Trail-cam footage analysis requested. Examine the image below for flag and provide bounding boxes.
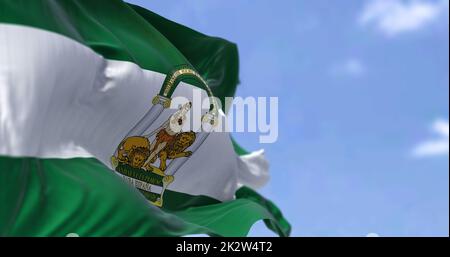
[0,0,290,237]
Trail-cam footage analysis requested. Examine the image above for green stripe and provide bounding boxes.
[141,190,221,212]
[0,156,194,236]
[0,156,289,236]
[236,187,291,237]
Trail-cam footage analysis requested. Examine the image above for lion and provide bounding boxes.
[149,131,196,171]
[116,136,150,165]
[127,146,150,169]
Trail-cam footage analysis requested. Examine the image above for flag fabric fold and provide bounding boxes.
[0,0,290,237]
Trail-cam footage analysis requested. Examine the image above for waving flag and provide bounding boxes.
[0,0,290,236]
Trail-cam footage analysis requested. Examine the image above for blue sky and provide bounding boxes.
[128,0,449,236]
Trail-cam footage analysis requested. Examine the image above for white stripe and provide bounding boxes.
[237,149,270,189]
[0,24,269,201]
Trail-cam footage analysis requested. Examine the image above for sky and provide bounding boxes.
[127,0,449,236]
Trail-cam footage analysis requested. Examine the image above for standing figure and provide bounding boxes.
[145,102,192,167]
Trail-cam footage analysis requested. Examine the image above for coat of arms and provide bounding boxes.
[111,67,218,207]
[111,101,196,207]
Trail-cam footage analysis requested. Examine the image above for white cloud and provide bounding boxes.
[359,0,449,36]
[366,232,380,237]
[331,58,366,77]
[412,119,449,158]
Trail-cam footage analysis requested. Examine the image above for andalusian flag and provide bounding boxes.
[0,0,290,236]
